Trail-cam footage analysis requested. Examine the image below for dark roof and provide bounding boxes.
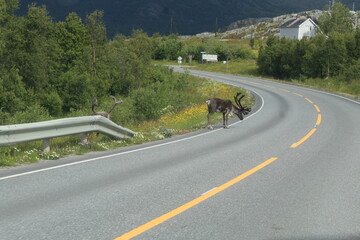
[280,18,308,28]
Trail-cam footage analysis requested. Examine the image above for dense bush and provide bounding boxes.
[153,35,255,62]
[0,2,203,125]
[257,3,359,84]
[257,31,360,81]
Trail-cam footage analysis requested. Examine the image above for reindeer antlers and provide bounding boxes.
[234,92,245,108]
[110,95,123,104]
[92,95,123,119]
[234,92,251,115]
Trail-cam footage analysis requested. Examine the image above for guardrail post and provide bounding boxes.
[79,133,88,145]
[42,138,51,153]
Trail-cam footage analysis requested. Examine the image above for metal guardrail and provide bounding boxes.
[0,116,136,152]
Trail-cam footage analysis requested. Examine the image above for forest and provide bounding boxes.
[0,0,255,126]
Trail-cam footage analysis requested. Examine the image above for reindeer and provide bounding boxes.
[206,92,251,129]
[92,95,123,119]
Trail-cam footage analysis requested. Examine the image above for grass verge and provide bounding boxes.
[189,60,360,99]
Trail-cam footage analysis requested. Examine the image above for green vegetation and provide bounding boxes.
[319,2,355,34]
[0,77,252,166]
[1,1,359,166]
[189,60,259,76]
[152,34,256,62]
[218,2,360,99]
[0,2,255,166]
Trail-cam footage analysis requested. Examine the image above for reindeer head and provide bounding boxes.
[92,98,98,107]
[92,95,123,119]
[233,92,251,120]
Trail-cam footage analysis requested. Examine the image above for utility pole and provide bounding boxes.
[226,57,229,72]
[356,3,359,29]
[215,17,218,36]
[170,16,173,34]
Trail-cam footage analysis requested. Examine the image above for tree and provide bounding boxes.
[127,30,153,89]
[106,34,137,96]
[0,68,27,114]
[319,2,354,34]
[86,10,106,77]
[325,32,347,77]
[0,0,18,24]
[0,4,64,115]
[257,37,296,79]
[55,12,89,71]
[249,38,255,49]
[353,30,360,60]
[18,4,60,91]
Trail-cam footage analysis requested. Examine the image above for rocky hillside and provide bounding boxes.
[17,0,360,37]
[193,9,359,39]
[218,10,324,39]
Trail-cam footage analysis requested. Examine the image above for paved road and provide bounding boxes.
[1,68,359,240]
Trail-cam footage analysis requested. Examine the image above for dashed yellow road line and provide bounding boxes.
[316,114,322,126]
[314,104,321,113]
[114,74,320,239]
[304,97,313,104]
[293,92,304,97]
[278,88,291,93]
[287,90,322,148]
[263,84,276,89]
[291,128,317,148]
[114,157,279,240]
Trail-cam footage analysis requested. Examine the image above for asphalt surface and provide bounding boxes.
[1,68,359,240]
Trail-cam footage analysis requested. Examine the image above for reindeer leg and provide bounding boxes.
[223,113,226,128]
[224,113,229,128]
[207,113,214,129]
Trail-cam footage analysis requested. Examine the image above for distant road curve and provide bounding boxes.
[0,68,359,240]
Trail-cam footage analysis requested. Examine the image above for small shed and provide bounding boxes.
[280,17,319,40]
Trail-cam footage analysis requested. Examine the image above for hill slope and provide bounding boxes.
[17,0,360,37]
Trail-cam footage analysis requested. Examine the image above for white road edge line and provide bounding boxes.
[0,90,264,182]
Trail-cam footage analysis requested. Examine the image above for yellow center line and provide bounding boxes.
[304,97,313,104]
[252,82,262,85]
[278,88,291,93]
[291,128,317,148]
[114,157,279,240]
[314,104,321,113]
[316,114,322,126]
[263,85,276,89]
[289,92,321,148]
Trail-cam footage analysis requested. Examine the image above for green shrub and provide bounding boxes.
[132,85,164,120]
[41,91,63,116]
[342,59,360,82]
[8,104,51,124]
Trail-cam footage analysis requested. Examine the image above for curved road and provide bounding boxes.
[1,68,359,240]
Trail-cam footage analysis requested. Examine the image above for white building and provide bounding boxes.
[280,17,319,40]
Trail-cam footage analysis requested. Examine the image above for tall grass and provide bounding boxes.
[192,60,259,76]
